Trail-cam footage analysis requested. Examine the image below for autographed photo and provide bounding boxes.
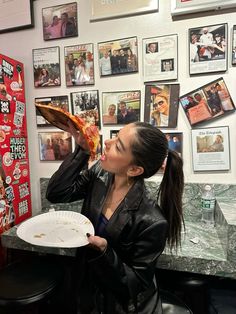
[189,23,227,75]
[144,83,180,128]
[33,46,61,88]
[191,126,230,171]
[102,90,140,125]
[35,95,69,127]
[143,34,178,82]
[98,36,138,76]
[64,43,94,86]
[42,2,78,40]
[70,90,100,128]
[179,77,235,127]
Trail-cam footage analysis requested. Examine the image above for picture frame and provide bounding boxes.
[171,0,236,16]
[90,0,158,22]
[42,2,78,41]
[189,23,228,75]
[110,130,120,139]
[179,77,235,127]
[143,34,178,82]
[163,132,183,158]
[98,36,138,77]
[232,25,236,65]
[33,46,61,88]
[191,126,230,171]
[64,43,94,86]
[144,83,180,128]
[102,90,141,125]
[70,90,100,128]
[35,96,69,127]
[0,0,34,34]
[38,131,72,161]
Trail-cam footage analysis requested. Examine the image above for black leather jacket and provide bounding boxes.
[46,146,168,314]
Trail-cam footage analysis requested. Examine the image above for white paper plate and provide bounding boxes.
[17,211,94,248]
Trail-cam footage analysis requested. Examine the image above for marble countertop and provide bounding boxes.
[1,215,235,279]
[1,181,236,279]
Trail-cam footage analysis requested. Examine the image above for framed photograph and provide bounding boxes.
[171,0,236,16]
[90,0,158,22]
[35,96,69,127]
[70,90,100,128]
[164,132,183,157]
[191,126,230,171]
[143,34,178,82]
[110,130,120,139]
[64,43,94,86]
[232,25,236,65]
[102,90,141,125]
[33,46,61,88]
[144,83,180,128]
[189,23,228,75]
[98,36,138,77]
[179,77,235,127]
[42,2,78,40]
[38,131,72,161]
[0,0,34,34]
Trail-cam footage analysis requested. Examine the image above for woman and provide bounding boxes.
[37,68,51,87]
[150,92,170,127]
[102,104,117,124]
[127,49,137,72]
[46,121,184,314]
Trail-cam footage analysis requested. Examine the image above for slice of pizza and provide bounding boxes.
[35,103,100,160]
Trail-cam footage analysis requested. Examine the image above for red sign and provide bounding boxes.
[0,53,32,234]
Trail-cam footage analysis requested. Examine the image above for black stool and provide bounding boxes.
[161,289,193,314]
[178,277,209,314]
[0,257,64,314]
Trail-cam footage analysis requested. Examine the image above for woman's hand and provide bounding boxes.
[67,120,90,151]
[86,234,107,252]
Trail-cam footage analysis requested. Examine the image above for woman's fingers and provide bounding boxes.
[86,234,107,252]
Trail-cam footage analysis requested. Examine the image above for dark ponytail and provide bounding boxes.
[158,150,185,251]
[131,122,184,250]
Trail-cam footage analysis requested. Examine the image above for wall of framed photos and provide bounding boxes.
[0,0,236,212]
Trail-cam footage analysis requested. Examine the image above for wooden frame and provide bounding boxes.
[0,0,34,34]
[98,36,138,77]
[143,34,178,82]
[179,77,235,127]
[191,126,230,171]
[144,83,180,128]
[102,90,141,125]
[33,46,61,88]
[91,0,158,22]
[189,23,228,75]
[42,2,78,40]
[35,95,69,127]
[171,0,236,16]
[38,131,72,161]
[70,90,100,129]
[64,43,94,86]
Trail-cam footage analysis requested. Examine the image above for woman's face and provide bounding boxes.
[101,124,135,174]
[108,105,116,116]
[154,96,169,115]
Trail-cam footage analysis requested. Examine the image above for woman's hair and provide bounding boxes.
[131,122,184,250]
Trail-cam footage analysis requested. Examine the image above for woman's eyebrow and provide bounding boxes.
[117,137,126,151]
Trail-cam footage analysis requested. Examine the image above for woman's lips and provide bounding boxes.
[100,153,106,161]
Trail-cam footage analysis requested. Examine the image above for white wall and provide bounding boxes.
[0,0,235,213]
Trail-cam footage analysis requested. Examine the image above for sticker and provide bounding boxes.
[3,152,13,166]
[5,176,11,185]
[13,163,21,180]
[0,130,5,142]
[10,81,21,91]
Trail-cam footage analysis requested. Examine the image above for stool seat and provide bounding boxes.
[0,258,63,308]
[161,290,193,314]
